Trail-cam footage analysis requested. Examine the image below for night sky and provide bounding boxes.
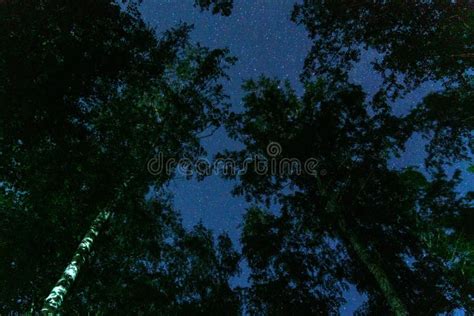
[139,1,473,313]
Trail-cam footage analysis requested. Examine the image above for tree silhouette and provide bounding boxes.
[1,0,473,314]
[292,0,474,97]
[218,4,474,312]
[221,76,473,314]
[0,0,238,313]
[195,0,233,16]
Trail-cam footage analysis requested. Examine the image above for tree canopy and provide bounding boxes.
[217,1,473,314]
[0,0,238,313]
[222,77,473,314]
[0,0,472,314]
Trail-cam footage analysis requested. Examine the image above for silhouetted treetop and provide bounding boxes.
[292,0,474,97]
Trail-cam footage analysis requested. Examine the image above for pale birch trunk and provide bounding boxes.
[41,210,111,314]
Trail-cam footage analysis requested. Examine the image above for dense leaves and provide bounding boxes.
[215,5,473,313]
[222,76,473,314]
[0,0,237,313]
[409,82,474,167]
[194,0,233,16]
[292,0,474,96]
[1,0,473,314]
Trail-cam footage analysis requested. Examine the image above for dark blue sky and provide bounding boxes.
[141,0,310,241]
[139,1,473,313]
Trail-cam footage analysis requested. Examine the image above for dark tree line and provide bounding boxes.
[0,0,472,315]
[223,77,473,314]
[217,1,473,314]
[0,0,239,313]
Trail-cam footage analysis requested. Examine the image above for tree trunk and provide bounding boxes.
[41,210,111,314]
[338,218,408,316]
